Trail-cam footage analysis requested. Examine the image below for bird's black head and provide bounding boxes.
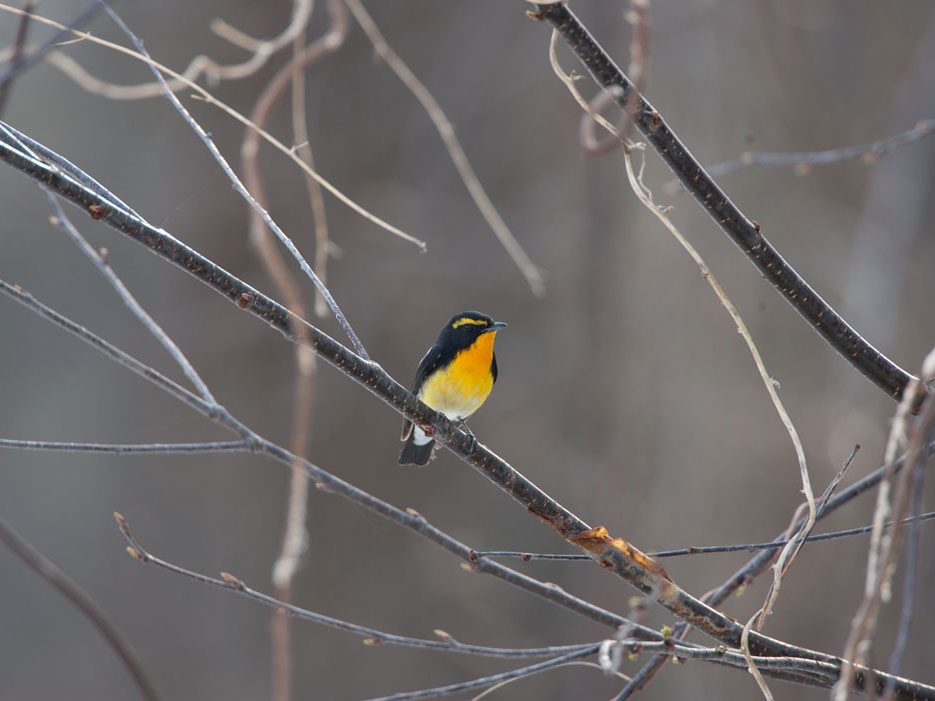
[437,311,507,348]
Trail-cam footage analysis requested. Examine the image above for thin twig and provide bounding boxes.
[0,439,252,454]
[239,0,344,352]
[0,0,35,114]
[240,0,346,327]
[211,0,312,54]
[742,608,773,700]
[558,39,816,636]
[264,7,338,700]
[704,119,935,179]
[0,2,101,89]
[363,647,601,701]
[344,0,545,297]
[578,84,627,153]
[614,441,914,699]
[532,2,917,402]
[883,460,926,699]
[114,512,598,660]
[38,0,313,99]
[473,511,935,561]
[0,514,160,701]
[473,660,629,700]
[624,140,816,632]
[100,3,369,360]
[0,4,426,251]
[579,0,649,155]
[372,635,849,701]
[836,354,935,701]
[0,279,224,421]
[620,138,799,698]
[45,193,216,404]
[555,36,815,639]
[564,28,820,652]
[289,17,332,319]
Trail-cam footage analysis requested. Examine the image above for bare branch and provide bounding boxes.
[101,3,369,360]
[0,3,426,253]
[836,356,935,700]
[884,461,926,699]
[0,0,35,115]
[344,0,545,297]
[247,7,345,698]
[0,2,104,100]
[705,119,935,179]
[0,514,160,701]
[532,1,919,403]
[45,193,216,404]
[0,439,252,454]
[364,647,601,701]
[113,513,599,660]
[0,278,224,423]
[616,440,928,698]
[36,0,313,99]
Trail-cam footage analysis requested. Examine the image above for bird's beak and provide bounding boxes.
[483,321,508,333]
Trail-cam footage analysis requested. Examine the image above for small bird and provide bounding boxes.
[399,311,507,465]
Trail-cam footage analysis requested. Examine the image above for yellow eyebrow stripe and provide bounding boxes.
[451,317,488,329]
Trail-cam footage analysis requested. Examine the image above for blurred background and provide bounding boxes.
[1,0,933,699]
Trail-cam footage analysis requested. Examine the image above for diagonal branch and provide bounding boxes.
[530,2,918,403]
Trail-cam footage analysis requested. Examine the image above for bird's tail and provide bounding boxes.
[399,424,435,466]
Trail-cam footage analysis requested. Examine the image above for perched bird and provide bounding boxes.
[399,311,507,465]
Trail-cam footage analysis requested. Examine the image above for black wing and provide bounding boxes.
[491,352,498,384]
[401,343,444,440]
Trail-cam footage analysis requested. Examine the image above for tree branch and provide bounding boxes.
[530,2,918,403]
[0,514,160,701]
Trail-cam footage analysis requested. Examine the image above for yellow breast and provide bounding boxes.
[418,332,497,420]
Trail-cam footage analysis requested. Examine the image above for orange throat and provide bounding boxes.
[417,331,498,420]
